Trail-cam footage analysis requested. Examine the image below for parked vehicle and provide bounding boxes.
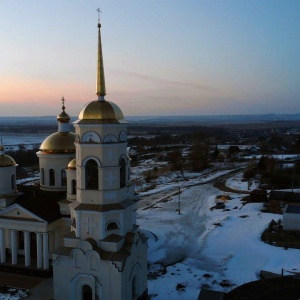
[215,202,225,209]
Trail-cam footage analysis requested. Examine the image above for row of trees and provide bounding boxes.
[244,155,300,188]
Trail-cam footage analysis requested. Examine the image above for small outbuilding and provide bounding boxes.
[250,189,267,203]
[283,204,300,231]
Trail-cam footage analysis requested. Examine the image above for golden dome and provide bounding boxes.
[78,100,127,124]
[0,145,4,151]
[40,132,76,153]
[57,111,70,123]
[0,155,16,167]
[57,96,70,123]
[68,158,76,170]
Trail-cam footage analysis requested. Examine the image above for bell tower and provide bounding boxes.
[53,13,148,300]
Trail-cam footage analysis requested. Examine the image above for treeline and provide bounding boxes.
[6,145,39,167]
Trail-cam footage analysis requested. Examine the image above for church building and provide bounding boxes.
[0,16,148,300]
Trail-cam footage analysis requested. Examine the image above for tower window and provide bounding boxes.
[120,158,126,188]
[49,169,55,186]
[11,175,15,189]
[61,169,67,186]
[106,221,119,231]
[72,180,76,195]
[85,159,98,189]
[40,168,44,185]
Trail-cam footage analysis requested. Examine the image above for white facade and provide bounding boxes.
[37,152,75,191]
[0,17,148,300]
[53,117,148,300]
[0,202,71,269]
[52,20,148,300]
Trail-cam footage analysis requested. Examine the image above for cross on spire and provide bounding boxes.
[61,96,65,111]
[96,8,101,23]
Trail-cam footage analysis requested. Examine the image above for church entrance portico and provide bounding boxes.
[0,228,51,270]
[0,203,59,271]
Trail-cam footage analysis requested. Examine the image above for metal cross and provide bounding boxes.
[96,8,101,22]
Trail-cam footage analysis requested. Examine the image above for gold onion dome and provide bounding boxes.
[78,100,126,123]
[57,111,70,123]
[40,97,75,153]
[0,155,16,167]
[57,96,70,123]
[40,132,76,153]
[68,158,76,170]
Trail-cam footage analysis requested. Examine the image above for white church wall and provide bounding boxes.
[0,165,17,196]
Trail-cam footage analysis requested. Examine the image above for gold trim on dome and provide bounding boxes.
[40,132,76,151]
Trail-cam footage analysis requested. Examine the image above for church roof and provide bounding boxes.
[14,186,65,222]
[0,154,16,167]
[77,100,127,124]
[40,132,76,153]
[74,198,136,212]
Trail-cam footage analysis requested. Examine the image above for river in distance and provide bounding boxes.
[0,132,49,148]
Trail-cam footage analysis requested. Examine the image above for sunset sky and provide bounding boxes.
[0,0,299,117]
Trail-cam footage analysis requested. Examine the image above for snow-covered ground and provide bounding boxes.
[138,177,300,299]
[0,288,29,299]
[225,172,259,191]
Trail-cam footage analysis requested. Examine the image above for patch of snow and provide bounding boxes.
[138,178,300,299]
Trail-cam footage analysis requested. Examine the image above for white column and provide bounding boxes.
[36,232,42,269]
[10,230,17,265]
[0,229,6,263]
[42,233,49,269]
[24,231,31,267]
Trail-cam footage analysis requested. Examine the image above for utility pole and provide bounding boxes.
[178,186,181,214]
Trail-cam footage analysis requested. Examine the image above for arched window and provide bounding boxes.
[82,285,93,300]
[85,159,98,189]
[72,180,76,195]
[11,175,15,189]
[49,169,55,186]
[106,222,119,231]
[40,168,44,185]
[120,158,126,188]
[61,169,67,186]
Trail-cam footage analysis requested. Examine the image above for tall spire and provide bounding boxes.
[96,8,106,102]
